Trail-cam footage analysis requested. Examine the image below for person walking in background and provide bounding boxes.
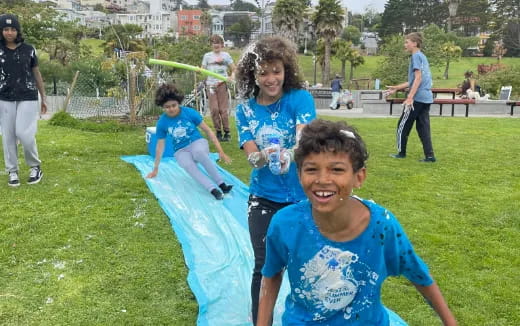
[147,84,233,200]
[385,32,436,163]
[201,34,236,142]
[234,36,316,325]
[0,14,47,187]
[257,119,457,326]
[329,73,342,110]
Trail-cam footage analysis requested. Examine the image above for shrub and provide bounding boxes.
[49,111,139,132]
[478,65,520,99]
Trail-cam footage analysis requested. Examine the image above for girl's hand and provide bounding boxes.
[146,169,158,178]
[41,101,48,114]
[219,152,232,164]
[403,97,414,106]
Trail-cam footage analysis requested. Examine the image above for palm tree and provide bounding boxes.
[272,0,307,44]
[346,49,364,85]
[312,0,343,84]
[333,39,352,80]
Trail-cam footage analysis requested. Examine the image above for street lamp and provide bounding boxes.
[312,55,317,86]
[447,0,460,32]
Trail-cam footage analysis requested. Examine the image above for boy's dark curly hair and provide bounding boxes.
[235,36,302,99]
[155,84,184,107]
[295,119,369,172]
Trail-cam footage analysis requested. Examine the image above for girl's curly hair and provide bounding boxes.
[235,36,302,99]
[155,83,184,106]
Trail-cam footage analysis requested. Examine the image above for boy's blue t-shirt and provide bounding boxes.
[408,51,433,104]
[262,197,433,325]
[235,89,316,203]
[156,107,203,153]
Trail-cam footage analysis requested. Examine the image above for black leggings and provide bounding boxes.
[248,195,292,325]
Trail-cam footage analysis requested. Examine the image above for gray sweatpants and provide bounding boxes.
[0,100,41,173]
[174,138,223,192]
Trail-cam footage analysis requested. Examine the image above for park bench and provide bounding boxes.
[386,98,475,117]
[507,101,520,116]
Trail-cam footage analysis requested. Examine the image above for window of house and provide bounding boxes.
[181,15,187,20]
[193,15,200,20]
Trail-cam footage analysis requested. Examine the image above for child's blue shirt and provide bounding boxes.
[262,197,433,325]
[408,51,433,104]
[156,107,203,153]
[235,89,316,203]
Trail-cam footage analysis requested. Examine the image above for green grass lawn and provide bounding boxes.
[229,48,520,90]
[0,116,518,325]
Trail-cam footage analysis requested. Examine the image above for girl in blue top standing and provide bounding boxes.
[234,36,316,324]
[258,119,457,326]
[147,84,232,200]
[386,32,436,162]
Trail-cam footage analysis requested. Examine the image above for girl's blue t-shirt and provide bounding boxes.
[408,51,433,104]
[235,89,316,203]
[262,197,433,325]
[156,107,203,153]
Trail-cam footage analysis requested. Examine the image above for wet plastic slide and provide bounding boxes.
[122,155,289,325]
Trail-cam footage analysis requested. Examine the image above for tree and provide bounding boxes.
[197,0,211,9]
[379,0,446,38]
[93,4,108,13]
[341,26,361,45]
[346,49,364,83]
[155,36,210,67]
[272,0,306,44]
[102,24,145,54]
[42,37,75,94]
[503,19,520,57]
[0,0,76,48]
[453,0,490,36]
[332,39,350,80]
[200,10,213,37]
[313,0,343,84]
[362,6,382,32]
[227,16,257,47]
[440,41,462,79]
[374,34,408,86]
[232,0,260,13]
[489,0,520,56]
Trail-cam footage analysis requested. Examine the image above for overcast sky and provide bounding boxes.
[205,0,388,14]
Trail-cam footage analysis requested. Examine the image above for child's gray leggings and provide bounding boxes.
[174,138,223,192]
[0,100,41,173]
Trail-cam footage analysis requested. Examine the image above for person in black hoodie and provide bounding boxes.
[0,14,46,186]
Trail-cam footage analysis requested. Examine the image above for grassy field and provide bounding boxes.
[0,115,518,325]
[229,48,520,90]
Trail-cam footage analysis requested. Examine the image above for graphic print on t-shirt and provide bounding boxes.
[168,125,188,143]
[295,245,379,321]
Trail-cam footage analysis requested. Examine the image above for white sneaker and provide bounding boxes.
[28,166,43,185]
[8,171,20,187]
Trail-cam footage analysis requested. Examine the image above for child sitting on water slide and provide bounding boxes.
[147,84,233,200]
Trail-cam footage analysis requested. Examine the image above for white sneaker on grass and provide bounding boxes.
[28,166,43,185]
[8,171,20,187]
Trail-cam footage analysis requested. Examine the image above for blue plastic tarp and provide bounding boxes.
[122,155,289,325]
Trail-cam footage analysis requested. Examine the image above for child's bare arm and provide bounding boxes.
[147,139,165,178]
[257,272,283,326]
[414,282,457,326]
